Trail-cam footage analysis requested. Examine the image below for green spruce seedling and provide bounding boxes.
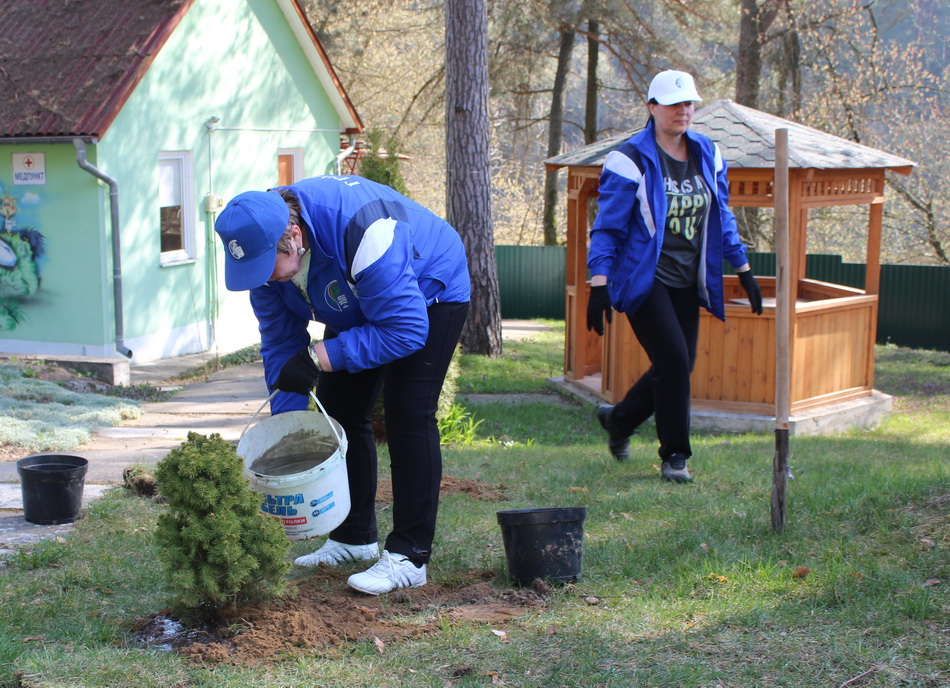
[357,126,409,196]
[155,432,291,618]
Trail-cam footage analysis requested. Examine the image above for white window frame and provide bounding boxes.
[158,151,196,265]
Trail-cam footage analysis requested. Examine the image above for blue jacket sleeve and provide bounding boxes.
[588,150,641,278]
[323,219,429,372]
[249,285,311,415]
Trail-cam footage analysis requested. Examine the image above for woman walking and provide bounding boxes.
[586,70,763,482]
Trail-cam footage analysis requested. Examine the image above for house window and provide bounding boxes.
[159,151,195,264]
[277,148,304,186]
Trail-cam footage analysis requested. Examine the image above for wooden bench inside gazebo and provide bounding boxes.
[545,100,915,433]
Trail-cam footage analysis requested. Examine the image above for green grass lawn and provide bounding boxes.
[1,324,947,688]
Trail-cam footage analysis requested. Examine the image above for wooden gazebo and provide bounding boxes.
[546,100,915,426]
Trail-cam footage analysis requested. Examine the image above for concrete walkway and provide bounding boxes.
[0,320,554,550]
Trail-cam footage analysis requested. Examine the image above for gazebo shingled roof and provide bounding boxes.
[546,99,915,174]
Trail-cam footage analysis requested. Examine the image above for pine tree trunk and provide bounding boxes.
[584,19,599,146]
[735,0,762,108]
[445,0,502,356]
[736,0,784,108]
[584,19,600,231]
[542,27,575,247]
[735,0,784,248]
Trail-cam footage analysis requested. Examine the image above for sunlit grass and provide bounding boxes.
[2,326,947,688]
[457,319,564,394]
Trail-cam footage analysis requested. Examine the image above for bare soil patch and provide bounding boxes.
[127,474,517,664]
[377,475,506,504]
[134,568,548,665]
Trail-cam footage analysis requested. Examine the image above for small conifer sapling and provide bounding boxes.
[155,432,291,616]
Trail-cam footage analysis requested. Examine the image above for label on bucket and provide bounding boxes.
[259,491,338,521]
[260,492,305,516]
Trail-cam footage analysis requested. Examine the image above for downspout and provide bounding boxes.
[205,117,221,352]
[73,139,133,359]
[334,133,357,174]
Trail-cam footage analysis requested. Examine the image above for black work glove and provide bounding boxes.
[738,270,763,315]
[273,346,320,395]
[586,285,613,336]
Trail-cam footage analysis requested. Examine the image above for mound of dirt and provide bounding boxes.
[134,568,548,665]
[376,475,507,504]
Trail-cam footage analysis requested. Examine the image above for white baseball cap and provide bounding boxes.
[648,70,702,105]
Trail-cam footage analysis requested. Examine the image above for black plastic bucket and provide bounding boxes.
[16,454,89,525]
[496,506,587,586]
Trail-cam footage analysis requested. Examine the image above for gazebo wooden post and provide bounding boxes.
[564,169,583,383]
[564,171,599,384]
[788,170,808,303]
[865,199,884,296]
[863,196,884,391]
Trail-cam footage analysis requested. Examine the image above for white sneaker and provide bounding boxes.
[347,550,427,595]
[293,539,379,567]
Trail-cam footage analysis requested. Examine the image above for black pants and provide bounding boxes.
[612,280,699,461]
[316,301,469,565]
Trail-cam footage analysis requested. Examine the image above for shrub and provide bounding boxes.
[357,127,409,196]
[155,432,291,616]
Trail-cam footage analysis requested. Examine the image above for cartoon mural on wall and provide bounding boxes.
[0,185,46,331]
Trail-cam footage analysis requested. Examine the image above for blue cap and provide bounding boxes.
[214,191,290,291]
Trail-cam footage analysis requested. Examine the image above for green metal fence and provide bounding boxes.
[495,245,950,352]
[495,245,566,321]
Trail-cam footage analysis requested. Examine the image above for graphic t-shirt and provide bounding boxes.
[655,147,711,288]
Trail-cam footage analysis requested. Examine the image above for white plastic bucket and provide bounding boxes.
[238,391,350,540]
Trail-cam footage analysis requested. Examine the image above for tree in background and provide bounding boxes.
[357,127,410,196]
[541,23,577,246]
[735,0,785,109]
[305,1,446,214]
[733,0,786,250]
[446,0,502,356]
[757,0,948,265]
[584,17,600,146]
[306,0,947,265]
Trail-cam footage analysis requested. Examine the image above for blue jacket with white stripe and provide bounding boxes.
[250,175,470,414]
[587,120,748,320]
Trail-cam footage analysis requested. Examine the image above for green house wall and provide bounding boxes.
[0,145,113,353]
[0,0,347,361]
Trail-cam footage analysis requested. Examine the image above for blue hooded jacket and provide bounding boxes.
[587,120,748,320]
[249,176,470,414]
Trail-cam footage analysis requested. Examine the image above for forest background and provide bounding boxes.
[305,0,948,267]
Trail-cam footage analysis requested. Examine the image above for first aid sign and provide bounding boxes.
[13,153,46,185]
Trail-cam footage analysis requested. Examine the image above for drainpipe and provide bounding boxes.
[334,133,357,174]
[73,139,133,359]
